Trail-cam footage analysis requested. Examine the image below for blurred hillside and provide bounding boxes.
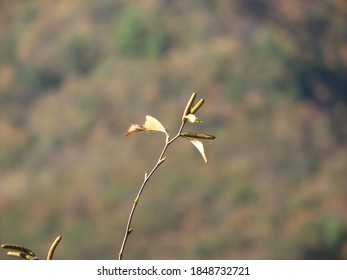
[0,0,346,259]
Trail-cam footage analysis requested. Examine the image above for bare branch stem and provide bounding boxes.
[118,121,185,260]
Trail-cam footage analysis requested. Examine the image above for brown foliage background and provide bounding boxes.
[0,0,346,259]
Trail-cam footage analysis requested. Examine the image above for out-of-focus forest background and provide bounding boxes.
[1,0,347,260]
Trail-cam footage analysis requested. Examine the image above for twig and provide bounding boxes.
[118,121,185,260]
[118,92,213,260]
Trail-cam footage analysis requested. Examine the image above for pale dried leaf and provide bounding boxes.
[143,115,167,134]
[125,124,145,136]
[189,139,208,163]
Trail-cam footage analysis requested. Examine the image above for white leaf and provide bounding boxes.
[143,115,167,135]
[184,114,202,123]
[189,139,208,163]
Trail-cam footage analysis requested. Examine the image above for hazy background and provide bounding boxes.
[1,0,346,259]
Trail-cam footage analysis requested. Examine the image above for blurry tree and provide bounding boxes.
[114,6,169,58]
[301,216,347,259]
[145,22,169,58]
[62,35,97,74]
[115,7,145,57]
[234,0,347,140]
[19,64,62,101]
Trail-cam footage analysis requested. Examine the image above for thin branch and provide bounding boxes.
[118,121,185,260]
[118,92,205,260]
